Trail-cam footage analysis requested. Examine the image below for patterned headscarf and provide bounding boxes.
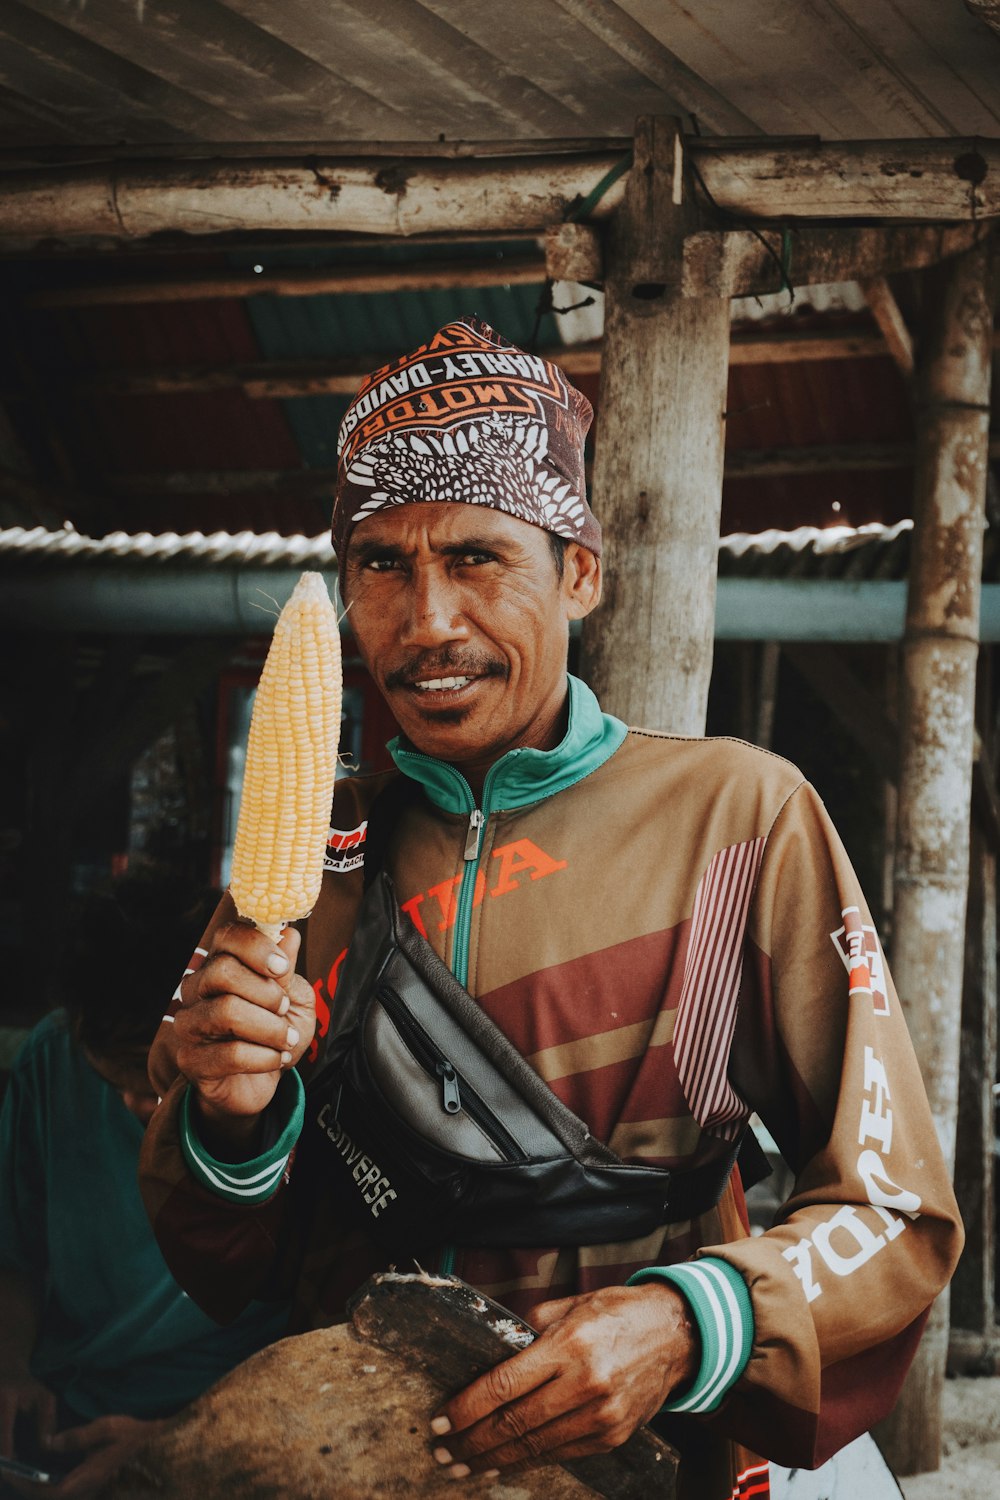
[332,318,601,559]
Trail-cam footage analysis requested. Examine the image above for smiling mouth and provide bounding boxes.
[411,676,474,693]
[386,653,507,699]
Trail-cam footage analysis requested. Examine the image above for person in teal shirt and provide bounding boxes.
[0,878,288,1498]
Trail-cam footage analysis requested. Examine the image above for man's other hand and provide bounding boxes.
[30,1415,169,1500]
[0,1369,56,1462]
[428,1282,697,1478]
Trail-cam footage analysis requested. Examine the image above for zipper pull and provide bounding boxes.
[436,1061,462,1114]
[464,808,485,861]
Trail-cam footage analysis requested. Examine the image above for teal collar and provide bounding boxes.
[388,675,627,816]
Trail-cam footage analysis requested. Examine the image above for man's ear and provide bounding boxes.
[562,543,602,619]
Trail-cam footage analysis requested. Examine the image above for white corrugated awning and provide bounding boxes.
[8,518,998,643]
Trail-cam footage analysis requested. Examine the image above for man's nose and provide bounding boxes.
[400,569,468,647]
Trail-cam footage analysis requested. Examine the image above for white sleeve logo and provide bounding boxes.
[782,1043,922,1304]
[830,905,889,1015]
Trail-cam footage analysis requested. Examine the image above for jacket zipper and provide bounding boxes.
[376,985,526,1160]
[452,756,513,985]
[387,754,513,1278]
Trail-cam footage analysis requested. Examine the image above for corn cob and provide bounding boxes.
[229,571,342,941]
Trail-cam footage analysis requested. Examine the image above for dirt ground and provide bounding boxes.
[898,1376,1000,1499]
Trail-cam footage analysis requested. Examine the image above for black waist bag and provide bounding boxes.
[305,867,742,1255]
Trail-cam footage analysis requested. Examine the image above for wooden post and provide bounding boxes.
[950,655,998,1348]
[754,643,781,750]
[579,117,730,733]
[952,811,998,1344]
[876,238,996,1475]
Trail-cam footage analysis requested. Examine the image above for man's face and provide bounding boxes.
[343,503,600,784]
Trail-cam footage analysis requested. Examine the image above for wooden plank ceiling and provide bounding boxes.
[0,0,997,151]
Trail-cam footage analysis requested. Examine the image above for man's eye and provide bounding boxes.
[366,557,402,572]
[458,551,496,566]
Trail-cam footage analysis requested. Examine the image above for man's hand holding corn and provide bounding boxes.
[156,573,339,1155]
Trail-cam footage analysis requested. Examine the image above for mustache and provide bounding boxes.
[385,650,508,691]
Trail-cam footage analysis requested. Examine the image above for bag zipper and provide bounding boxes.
[375,984,527,1161]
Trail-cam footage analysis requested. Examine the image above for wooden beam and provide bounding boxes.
[93,435,1000,502]
[860,277,915,379]
[951,652,998,1346]
[966,1,1000,41]
[754,642,780,750]
[728,328,890,364]
[971,722,1000,855]
[0,137,637,166]
[89,323,977,401]
[580,118,729,734]
[724,442,915,478]
[26,253,548,310]
[683,223,985,300]
[71,347,590,400]
[27,225,985,312]
[725,436,1000,477]
[0,152,628,245]
[72,324,948,404]
[2,138,1000,246]
[878,240,996,1477]
[693,136,1000,220]
[951,812,998,1340]
[544,222,603,286]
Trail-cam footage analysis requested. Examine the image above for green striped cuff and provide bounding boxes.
[626,1257,754,1413]
[179,1071,305,1205]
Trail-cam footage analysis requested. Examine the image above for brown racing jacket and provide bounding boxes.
[140,677,961,1495]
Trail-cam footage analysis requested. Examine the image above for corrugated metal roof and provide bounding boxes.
[1,1,999,149]
[0,523,336,565]
[16,521,1000,645]
[0,517,927,576]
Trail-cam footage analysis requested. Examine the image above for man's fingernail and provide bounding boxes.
[280,1051,292,1065]
[430,1416,452,1436]
[267,954,289,975]
[483,1471,500,1481]
[432,1447,453,1465]
[448,1464,471,1480]
[286,1027,300,1047]
[278,994,290,1016]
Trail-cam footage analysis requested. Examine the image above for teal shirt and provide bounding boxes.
[0,1013,289,1420]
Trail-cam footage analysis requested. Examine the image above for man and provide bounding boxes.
[141,319,962,1500]
[0,877,288,1499]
